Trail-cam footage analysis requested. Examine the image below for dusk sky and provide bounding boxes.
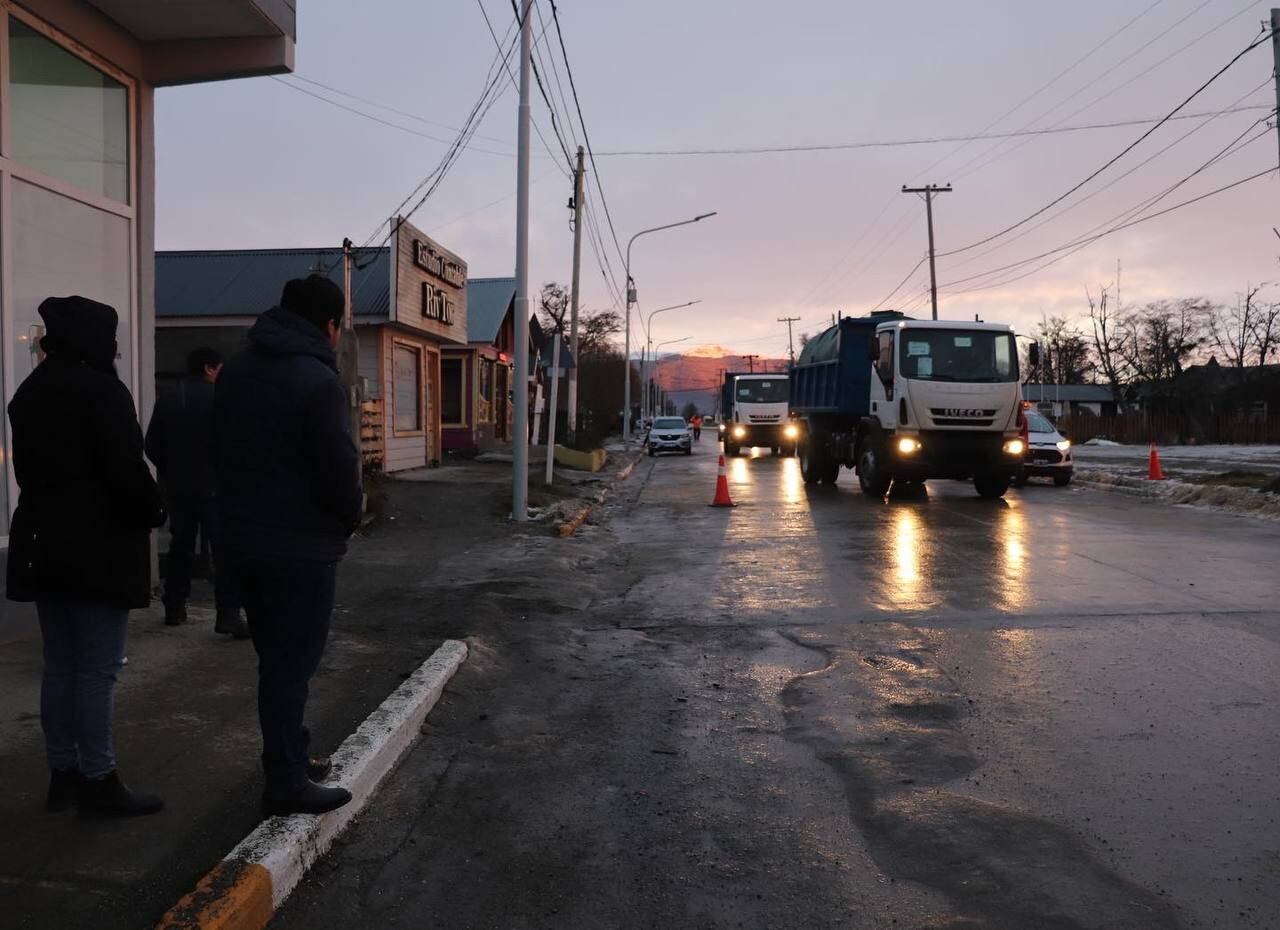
[154,0,1280,360]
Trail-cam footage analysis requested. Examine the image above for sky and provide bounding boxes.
[155,0,1280,361]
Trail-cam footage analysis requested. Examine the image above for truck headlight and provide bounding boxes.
[897,437,921,455]
[718,422,726,432]
[784,424,799,439]
[1056,439,1071,451]
[733,426,746,439]
[1003,439,1025,456]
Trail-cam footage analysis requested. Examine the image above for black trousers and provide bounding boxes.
[165,494,239,612]
[238,558,337,794]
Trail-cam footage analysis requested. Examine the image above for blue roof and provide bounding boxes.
[466,277,515,344]
[156,248,391,319]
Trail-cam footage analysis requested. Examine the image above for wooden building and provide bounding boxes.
[442,277,517,455]
[155,218,469,474]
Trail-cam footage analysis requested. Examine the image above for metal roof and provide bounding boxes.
[156,248,391,320]
[466,277,515,344]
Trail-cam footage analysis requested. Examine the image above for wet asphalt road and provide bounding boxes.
[276,437,1280,930]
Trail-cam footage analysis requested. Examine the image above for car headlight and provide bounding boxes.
[718,422,726,432]
[733,426,746,439]
[784,424,799,439]
[1003,439,1026,456]
[1056,439,1071,451]
[897,437,921,455]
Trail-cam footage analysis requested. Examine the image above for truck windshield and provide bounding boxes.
[735,379,788,402]
[898,330,1018,383]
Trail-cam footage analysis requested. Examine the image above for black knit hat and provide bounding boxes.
[38,295,119,372]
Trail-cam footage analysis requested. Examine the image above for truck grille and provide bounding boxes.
[930,408,997,427]
[748,415,780,423]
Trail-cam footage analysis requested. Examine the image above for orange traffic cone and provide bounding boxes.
[709,454,736,507]
[1147,442,1166,480]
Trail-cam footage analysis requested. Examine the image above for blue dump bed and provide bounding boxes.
[790,313,904,419]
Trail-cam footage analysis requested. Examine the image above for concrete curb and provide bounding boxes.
[558,502,594,537]
[157,639,468,930]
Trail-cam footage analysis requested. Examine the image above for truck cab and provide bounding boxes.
[721,372,799,456]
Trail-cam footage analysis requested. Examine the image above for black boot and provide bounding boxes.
[77,770,164,818]
[307,757,333,781]
[262,780,352,817]
[215,609,251,639]
[46,767,82,812]
[164,604,187,626]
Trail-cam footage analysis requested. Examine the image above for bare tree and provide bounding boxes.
[1207,283,1263,373]
[539,282,569,332]
[1035,314,1093,384]
[1118,298,1210,384]
[1250,300,1280,367]
[1086,285,1129,409]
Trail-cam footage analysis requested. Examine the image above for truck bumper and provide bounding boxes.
[888,430,1021,479]
[724,424,797,447]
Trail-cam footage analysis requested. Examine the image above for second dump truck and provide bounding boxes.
[718,371,799,456]
[789,312,1032,499]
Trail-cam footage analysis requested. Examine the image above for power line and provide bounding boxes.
[590,104,1270,157]
[940,134,1276,295]
[547,0,626,268]
[951,0,1259,184]
[937,25,1273,260]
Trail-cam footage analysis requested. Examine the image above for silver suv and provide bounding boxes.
[647,417,693,457]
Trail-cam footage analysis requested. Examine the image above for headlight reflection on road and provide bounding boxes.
[781,455,803,504]
[890,507,925,608]
[730,456,751,485]
[995,503,1029,612]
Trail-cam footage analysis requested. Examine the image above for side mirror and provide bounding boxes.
[1028,342,1041,368]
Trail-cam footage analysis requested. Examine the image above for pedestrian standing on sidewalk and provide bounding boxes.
[145,347,248,637]
[7,296,166,818]
[214,275,363,816]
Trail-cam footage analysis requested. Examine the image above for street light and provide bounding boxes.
[649,336,690,417]
[623,212,717,442]
[641,299,701,421]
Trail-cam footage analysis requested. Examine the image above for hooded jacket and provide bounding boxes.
[213,306,362,561]
[7,296,165,609]
[145,376,217,497]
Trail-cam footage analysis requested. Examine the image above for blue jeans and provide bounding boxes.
[37,601,129,778]
[238,559,337,794]
[165,494,239,612]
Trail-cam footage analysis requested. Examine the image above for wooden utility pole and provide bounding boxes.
[512,0,533,520]
[1272,10,1280,171]
[902,183,952,320]
[743,354,760,373]
[337,237,362,472]
[567,146,584,438]
[778,316,800,362]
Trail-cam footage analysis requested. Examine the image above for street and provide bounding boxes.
[273,436,1280,930]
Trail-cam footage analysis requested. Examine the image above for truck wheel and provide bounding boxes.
[1053,473,1072,487]
[858,444,891,498]
[823,458,840,484]
[799,438,820,484]
[725,443,739,457]
[974,474,1011,499]
[1011,474,1027,489]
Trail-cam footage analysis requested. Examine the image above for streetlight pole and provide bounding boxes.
[642,299,700,421]
[623,212,717,443]
[511,0,533,520]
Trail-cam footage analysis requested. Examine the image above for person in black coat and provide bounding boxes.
[214,275,362,816]
[7,295,166,818]
[145,347,246,636]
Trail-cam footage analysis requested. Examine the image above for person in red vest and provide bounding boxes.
[690,413,703,440]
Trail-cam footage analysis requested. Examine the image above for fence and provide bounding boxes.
[1060,413,1280,445]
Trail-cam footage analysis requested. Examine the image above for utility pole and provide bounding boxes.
[778,316,800,363]
[512,0,532,521]
[1272,10,1280,171]
[902,183,951,320]
[338,237,362,476]
[567,146,584,439]
[743,353,759,373]
[545,329,561,484]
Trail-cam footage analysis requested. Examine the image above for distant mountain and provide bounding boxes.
[648,347,789,416]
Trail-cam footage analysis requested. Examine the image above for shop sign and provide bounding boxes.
[414,239,465,288]
[422,282,457,325]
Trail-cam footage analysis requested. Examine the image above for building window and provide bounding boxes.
[9,18,129,202]
[441,357,464,426]
[393,343,422,433]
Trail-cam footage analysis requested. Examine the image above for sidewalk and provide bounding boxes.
[0,467,515,930]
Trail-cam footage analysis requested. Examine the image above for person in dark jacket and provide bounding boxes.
[214,275,362,816]
[146,347,247,636]
[7,295,166,818]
